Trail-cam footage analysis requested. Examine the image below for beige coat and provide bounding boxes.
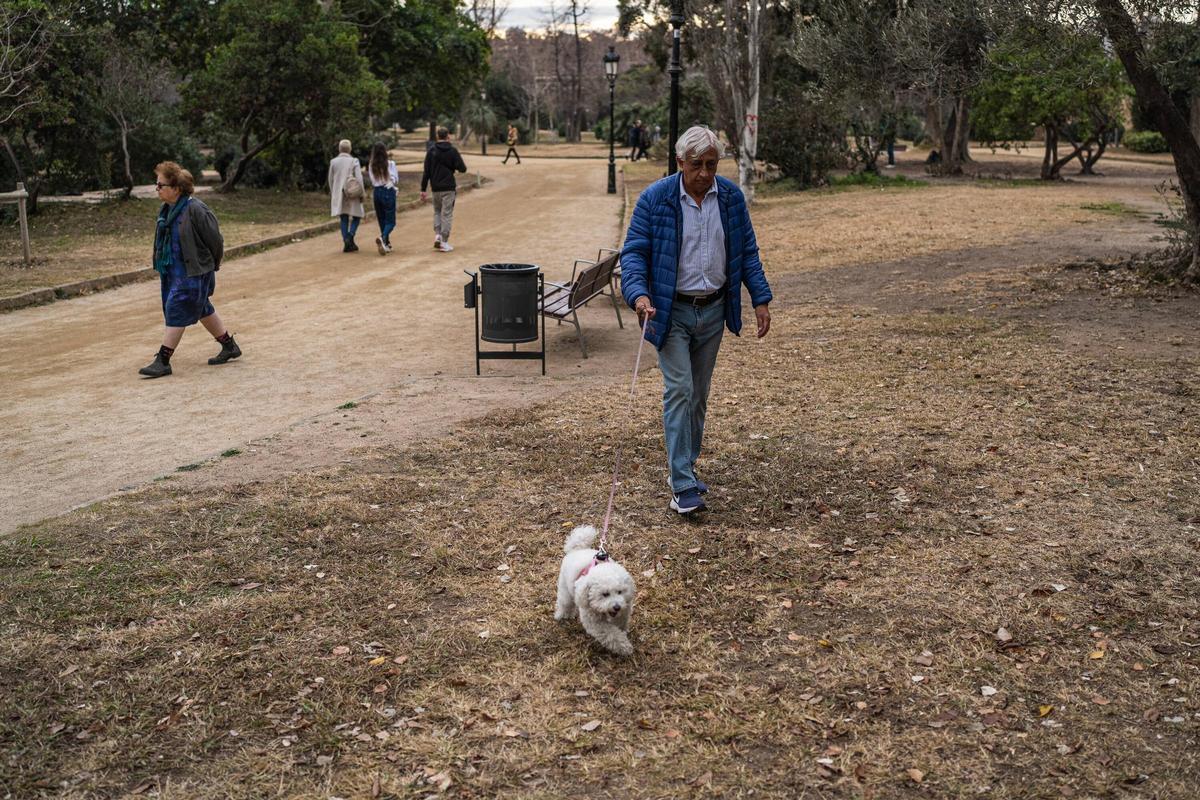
[328,153,365,218]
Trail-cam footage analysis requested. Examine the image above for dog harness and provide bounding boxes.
[575,551,609,582]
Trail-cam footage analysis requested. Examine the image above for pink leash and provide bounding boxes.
[598,315,651,557]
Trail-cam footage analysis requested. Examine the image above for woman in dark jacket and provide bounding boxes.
[139,161,241,378]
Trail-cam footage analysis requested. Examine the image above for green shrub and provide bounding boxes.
[1123,130,1169,153]
[758,95,846,189]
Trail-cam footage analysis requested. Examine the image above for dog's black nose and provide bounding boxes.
[610,604,622,615]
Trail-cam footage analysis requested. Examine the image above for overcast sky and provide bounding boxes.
[500,0,621,32]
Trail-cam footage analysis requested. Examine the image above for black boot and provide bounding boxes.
[139,352,172,378]
[208,334,242,365]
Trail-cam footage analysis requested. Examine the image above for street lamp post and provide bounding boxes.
[480,89,488,156]
[667,0,684,175]
[604,46,620,194]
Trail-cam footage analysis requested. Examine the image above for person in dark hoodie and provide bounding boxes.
[420,126,468,252]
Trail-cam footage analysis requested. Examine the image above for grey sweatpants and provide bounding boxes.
[432,190,456,242]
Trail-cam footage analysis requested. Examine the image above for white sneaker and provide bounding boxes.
[439,242,454,252]
[375,236,387,256]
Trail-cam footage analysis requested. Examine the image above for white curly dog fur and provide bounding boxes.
[554,525,636,656]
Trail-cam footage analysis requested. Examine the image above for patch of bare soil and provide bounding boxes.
[3,152,1199,798]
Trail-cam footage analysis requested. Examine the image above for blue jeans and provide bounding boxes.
[658,300,725,493]
[339,214,360,242]
[373,186,396,244]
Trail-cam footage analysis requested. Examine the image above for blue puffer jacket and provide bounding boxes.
[620,174,773,349]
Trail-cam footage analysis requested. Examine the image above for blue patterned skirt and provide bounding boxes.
[161,261,216,327]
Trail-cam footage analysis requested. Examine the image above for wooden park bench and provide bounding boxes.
[539,247,624,358]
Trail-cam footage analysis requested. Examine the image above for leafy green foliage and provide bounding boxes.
[339,0,488,117]
[971,20,1128,178]
[184,0,386,190]
[1123,131,1169,154]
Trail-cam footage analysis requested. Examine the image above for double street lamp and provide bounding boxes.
[604,46,620,194]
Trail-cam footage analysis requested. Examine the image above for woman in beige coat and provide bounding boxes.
[328,139,365,252]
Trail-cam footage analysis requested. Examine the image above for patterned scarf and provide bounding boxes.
[153,197,189,275]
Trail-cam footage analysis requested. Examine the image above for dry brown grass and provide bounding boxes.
[3,179,1199,799]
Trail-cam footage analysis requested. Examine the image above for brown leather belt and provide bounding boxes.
[674,286,726,307]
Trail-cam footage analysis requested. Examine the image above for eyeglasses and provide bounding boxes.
[155,182,171,189]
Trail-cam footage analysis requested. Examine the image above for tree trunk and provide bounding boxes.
[1041,126,1055,179]
[218,130,284,193]
[1192,94,1200,145]
[735,0,761,201]
[119,125,134,201]
[1094,0,1200,279]
[927,94,970,175]
[953,97,972,163]
[1078,139,1106,175]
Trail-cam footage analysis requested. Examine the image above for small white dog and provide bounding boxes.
[554,525,636,656]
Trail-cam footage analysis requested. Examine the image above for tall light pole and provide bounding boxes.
[480,89,488,156]
[667,0,684,175]
[604,46,620,194]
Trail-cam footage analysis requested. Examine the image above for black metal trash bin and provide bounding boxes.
[464,264,545,375]
[480,263,539,343]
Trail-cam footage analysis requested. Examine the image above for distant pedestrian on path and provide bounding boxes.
[620,125,772,516]
[636,122,651,161]
[502,124,521,165]
[628,120,643,162]
[421,126,467,253]
[367,142,399,256]
[139,161,240,379]
[328,139,365,253]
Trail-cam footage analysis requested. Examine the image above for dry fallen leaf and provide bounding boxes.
[1038,705,1054,717]
[1092,696,1111,706]
[995,627,1013,643]
[787,632,802,642]
[368,656,386,666]
[687,547,701,554]
[981,686,998,697]
[331,646,351,656]
[907,768,925,783]
[1089,650,1105,660]
[581,720,602,732]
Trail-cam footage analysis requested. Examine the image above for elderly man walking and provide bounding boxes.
[620,125,773,515]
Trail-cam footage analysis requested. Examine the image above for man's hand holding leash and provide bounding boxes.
[634,296,656,326]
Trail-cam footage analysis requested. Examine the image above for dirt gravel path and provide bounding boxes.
[0,156,631,534]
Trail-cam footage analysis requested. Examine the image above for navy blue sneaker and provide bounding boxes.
[670,488,707,515]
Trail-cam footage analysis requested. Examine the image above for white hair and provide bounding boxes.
[675,125,724,161]
[338,139,352,153]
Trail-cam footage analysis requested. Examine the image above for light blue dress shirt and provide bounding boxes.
[676,174,726,295]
